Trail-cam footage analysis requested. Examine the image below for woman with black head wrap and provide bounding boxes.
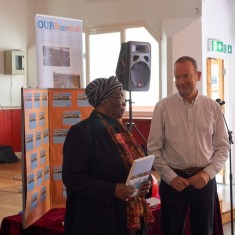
[62,76,154,235]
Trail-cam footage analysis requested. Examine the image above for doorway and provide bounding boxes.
[206,57,225,184]
[206,58,224,101]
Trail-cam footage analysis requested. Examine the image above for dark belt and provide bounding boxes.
[172,167,204,175]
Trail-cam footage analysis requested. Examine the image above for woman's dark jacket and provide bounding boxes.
[62,111,129,235]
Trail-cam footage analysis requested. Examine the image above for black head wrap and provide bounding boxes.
[85,76,123,107]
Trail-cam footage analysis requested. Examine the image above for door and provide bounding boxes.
[207,58,224,101]
[206,57,225,184]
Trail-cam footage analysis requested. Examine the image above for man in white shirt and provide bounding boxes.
[147,56,229,235]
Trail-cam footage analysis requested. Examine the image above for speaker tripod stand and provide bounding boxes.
[125,91,147,145]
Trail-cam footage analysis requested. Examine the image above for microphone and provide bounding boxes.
[216,98,225,106]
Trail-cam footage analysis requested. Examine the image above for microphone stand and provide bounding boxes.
[220,104,234,235]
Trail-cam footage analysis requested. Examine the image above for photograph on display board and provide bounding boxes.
[43,46,70,67]
[53,72,80,88]
[52,92,72,107]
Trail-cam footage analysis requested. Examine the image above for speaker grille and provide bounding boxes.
[130,61,150,89]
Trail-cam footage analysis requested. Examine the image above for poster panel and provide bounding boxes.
[22,88,93,228]
[22,88,51,228]
[35,14,83,88]
[48,88,93,208]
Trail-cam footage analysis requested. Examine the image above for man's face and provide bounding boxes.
[174,61,201,100]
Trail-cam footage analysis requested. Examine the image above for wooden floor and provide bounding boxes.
[0,161,23,223]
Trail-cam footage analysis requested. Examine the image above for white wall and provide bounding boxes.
[0,0,27,107]
[161,14,201,97]
[171,18,202,94]
[202,0,235,183]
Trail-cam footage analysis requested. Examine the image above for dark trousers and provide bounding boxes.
[129,228,147,235]
[159,177,216,235]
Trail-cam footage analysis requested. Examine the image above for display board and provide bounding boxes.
[21,88,93,228]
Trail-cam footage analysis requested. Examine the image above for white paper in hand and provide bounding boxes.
[125,155,155,196]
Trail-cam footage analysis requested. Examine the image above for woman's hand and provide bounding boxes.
[114,183,136,202]
[138,180,151,197]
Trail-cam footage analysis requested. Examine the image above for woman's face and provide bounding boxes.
[104,89,126,119]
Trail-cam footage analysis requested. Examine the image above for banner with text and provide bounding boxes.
[35,14,83,88]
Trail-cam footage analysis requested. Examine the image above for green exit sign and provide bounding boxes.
[208,39,232,54]
[209,40,223,52]
[228,45,232,53]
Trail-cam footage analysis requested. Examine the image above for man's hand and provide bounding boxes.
[170,176,190,192]
[188,170,210,189]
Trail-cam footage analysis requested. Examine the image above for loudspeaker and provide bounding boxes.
[116,41,151,91]
[0,145,19,163]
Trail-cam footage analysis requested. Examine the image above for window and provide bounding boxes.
[84,25,159,117]
[89,32,121,81]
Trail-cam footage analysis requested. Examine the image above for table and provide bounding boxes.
[0,207,162,235]
[0,199,223,235]
[0,208,65,235]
